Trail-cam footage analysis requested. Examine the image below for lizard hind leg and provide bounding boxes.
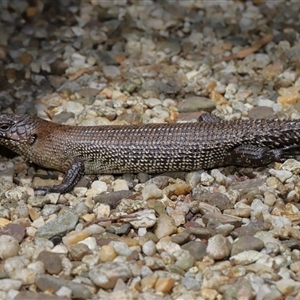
[224,144,280,167]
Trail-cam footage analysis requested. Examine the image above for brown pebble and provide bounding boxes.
[141,273,158,290]
[18,52,32,65]
[99,245,117,262]
[68,243,92,261]
[154,277,175,293]
[29,208,40,221]
[0,223,26,243]
[210,91,228,105]
[26,6,39,17]
[37,251,63,275]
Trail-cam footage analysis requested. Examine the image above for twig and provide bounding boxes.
[219,34,274,62]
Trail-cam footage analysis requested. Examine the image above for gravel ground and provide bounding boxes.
[1,0,300,299]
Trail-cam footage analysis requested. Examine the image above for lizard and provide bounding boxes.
[0,112,299,194]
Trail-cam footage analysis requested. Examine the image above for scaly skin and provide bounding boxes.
[0,113,300,193]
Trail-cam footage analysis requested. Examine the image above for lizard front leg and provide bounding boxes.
[34,158,85,195]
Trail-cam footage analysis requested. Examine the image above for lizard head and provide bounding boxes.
[0,114,37,148]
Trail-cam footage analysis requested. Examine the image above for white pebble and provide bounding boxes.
[142,240,157,256]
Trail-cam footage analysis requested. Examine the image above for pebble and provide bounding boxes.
[231,236,265,256]
[268,169,293,183]
[36,251,62,275]
[181,241,207,261]
[230,250,264,266]
[109,241,132,257]
[91,180,108,193]
[36,274,92,299]
[102,65,121,79]
[130,209,157,229]
[154,277,175,293]
[206,234,232,260]
[68,243,92,261]
[142,184,163,201]
[174,249,194,270]
[142,240,157,256]
[99,245,117,263]
[0,235,20,259]
[112,179,129,191]
[154,214,177,239]
[36,209,78,239]
[178,96,216,113]
[0,279,22,292]
[89,262,133,289]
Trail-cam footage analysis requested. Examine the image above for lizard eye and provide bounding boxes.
[0,124,11,131]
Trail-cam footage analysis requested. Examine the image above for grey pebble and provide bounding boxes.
[36,274,92,299]
[36,209,78,239]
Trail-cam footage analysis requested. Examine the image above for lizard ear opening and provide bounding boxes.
[28,134,37,145]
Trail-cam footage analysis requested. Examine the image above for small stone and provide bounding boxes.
[130,209,157,229]
[174,249,194,270]
[199,288,218,300]
[248,106,274,119]
[142,184,163,201]
[154,277,175,293]
[99,245,117,263]
[62,229,91,246]
[181,241,207,261]
[178,96,216,113]
[113,179,128,191]
[268,169,293,183]
[251,199,269,213]
[142,240,157,256]
[181,277,201,291]
[0,279,22,292]
[115,223,131,236]
[154,214,177,239]
[156,237,181,256]
[171,231,190,245]
[79,237,98,251]
[10,268,36,285]
[36,274,92,299]
[163,179,191,197]
[202,213,242,228]
[0,235,20,259]
[144,98,162,108]
[0,223,26,243]
[230,250,263,265]
[102,65,121,79]
[281,159,300,174]
[91,181,108,193]
[261,62,284,81]
[277,86,300,105]
[36,209,78,239]
[195,192,233,211]
[68,243,92,261]
[275,279,300,296]
[206,234,231,260]
[65,101,84,115]
[200,172,214,186]
[37,251,62,275]
[231,236,265,256]
[89,262,133,289]
[109,241,132,257]
[141,273,158,289]
[56,286,72,298]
